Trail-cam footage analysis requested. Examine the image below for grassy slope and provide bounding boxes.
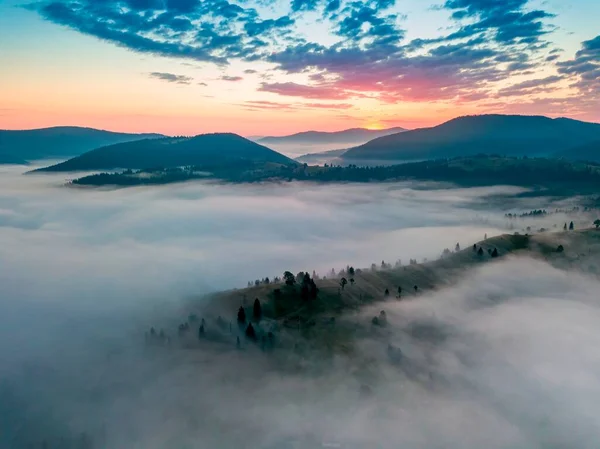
[183,229,600,357]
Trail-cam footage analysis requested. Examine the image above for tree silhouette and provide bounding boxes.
[253,298,262,321]
[557,244,564,253]
[455,242,460,252]
[564,222,567,231]
[237,306,246,324]
[595,219,600,229]
[245,322,257,341]
[569,221,574,230]
[491,248,499,258]
[340,277,348,290]
[348,266,355,276]
[283,271,295,286]
[198,324,205,338]
[414,285,418,293]
[384,288,390,297]
[397,286,402,297]
[473,244,477,251]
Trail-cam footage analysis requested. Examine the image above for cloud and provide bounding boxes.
[28,0,296,64]
[442,0,555,45]
[241,100,353,112]
[220,75,244,82]
[557,35,600,99]
[259,81,353,99]
[2,165,600,447]
[27,0,600,120]
[149,72,193,84]
[496,75,562,97]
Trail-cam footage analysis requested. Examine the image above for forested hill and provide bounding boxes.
[35,133,297,172]
[0,127,163,164]
[341,115,600,161]
[71,155,600,194]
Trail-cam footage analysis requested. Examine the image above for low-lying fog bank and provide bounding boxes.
[1,163,598,448]
[3,258,600,448]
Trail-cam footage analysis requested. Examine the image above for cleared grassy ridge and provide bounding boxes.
[157,229,600,359]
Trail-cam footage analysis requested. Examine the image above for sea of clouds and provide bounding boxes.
[1,163,597,448]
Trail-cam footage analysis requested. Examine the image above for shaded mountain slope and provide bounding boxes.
[36,133,296,172]
[555,140,600,162]
[342,115,600,161]
[0,126,163,164]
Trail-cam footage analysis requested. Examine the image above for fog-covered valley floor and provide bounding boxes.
[1,163,599,448]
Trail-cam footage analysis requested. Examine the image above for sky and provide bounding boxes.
[0,0,598,136]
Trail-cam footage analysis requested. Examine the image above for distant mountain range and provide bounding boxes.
[295,148,348,164]
[341,115,600,161]
[0,127,163,164]
[258,127,406,146]
[35,133,296,172]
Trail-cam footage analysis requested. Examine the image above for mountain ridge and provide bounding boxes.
[258,127,406,145]
[341,114,600,161]
[35,132,297,172]
[0,126,163,164]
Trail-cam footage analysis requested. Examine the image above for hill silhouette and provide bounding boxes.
[555,140,600,162]
[0,126,163,164]
[341,115,600,161]
[36,133,297,172]
[258,127,406,146]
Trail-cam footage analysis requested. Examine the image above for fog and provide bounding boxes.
[1,163,598,448]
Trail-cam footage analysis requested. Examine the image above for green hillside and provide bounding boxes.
[36,133,296,172]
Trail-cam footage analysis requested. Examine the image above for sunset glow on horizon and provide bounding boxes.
[0,0,599,136]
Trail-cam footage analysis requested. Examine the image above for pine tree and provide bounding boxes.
[237,306,246,324]
[245,323,257,341]
[253,298,262,321]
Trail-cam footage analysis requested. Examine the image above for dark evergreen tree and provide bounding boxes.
[564,222,568,230]
[491,248,499,258]
[348,266,355,276]
[237,306,246,324]
[245,322,257,341]
[473,244,477,251]
[283,271,295,286]
[198,324,205,338]
[384,288,390,297]
[253,298,262,321]
[569,221,574,230]
[414,285,418,293]
[397,286,402,297]
[340,277,348,290]
[557,244,564,253]
[455,242,460,251]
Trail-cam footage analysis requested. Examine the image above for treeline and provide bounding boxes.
[71,156,600,191]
